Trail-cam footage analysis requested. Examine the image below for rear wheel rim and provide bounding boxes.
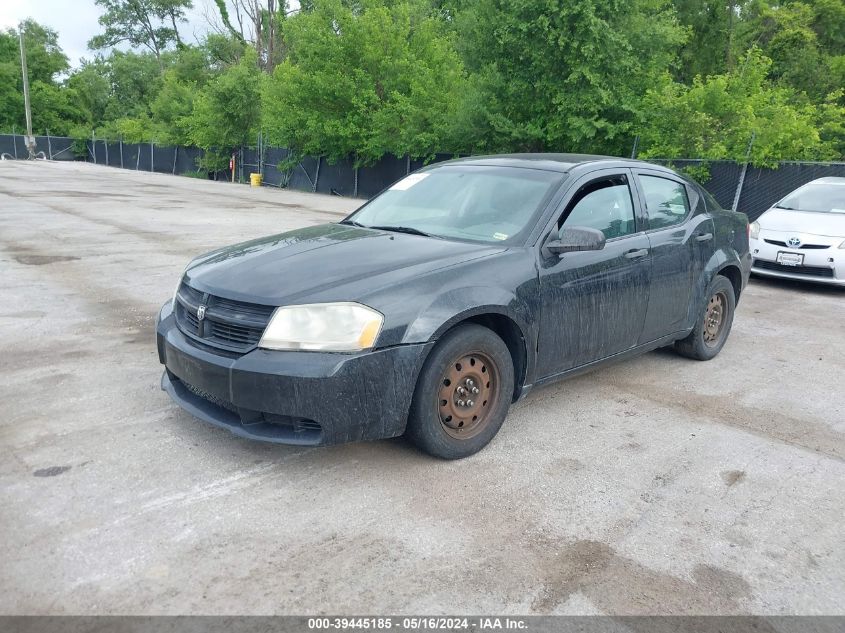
[703,291,728,347]
[437,351,500,440]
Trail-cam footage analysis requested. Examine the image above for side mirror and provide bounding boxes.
[546,226,606,255]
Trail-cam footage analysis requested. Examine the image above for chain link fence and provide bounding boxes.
[3,133,844,221]
[0,132,75,161]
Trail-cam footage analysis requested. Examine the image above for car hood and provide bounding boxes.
[184,223,506,305]
[759,208,845,237]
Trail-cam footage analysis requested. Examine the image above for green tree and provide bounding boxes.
[185,47,262,167]
[450,0,687,155]
[67,59,112,127]
[262,0,469,164]
[673,1,746,81]
[736,0,845,100]
[89,0,194,69]
[639,49,841,164]
[211,0,288,71]
[0,20,75,133]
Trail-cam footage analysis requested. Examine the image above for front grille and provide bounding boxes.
[763,239,830,250]
[753,259,835,278]
[174,282,275,352]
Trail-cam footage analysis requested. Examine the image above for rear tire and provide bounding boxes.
[406,324,514,459]
[674,275,736,361]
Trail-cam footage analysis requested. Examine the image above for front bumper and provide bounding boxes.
[156,303,433,445]
[750,234,845,286]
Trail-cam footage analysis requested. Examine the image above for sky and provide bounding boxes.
[0,0,219,69]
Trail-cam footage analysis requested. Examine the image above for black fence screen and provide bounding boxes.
[0,134,75,161]
[2,133,844,221]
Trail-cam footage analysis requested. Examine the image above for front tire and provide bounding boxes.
[406,324,514,459]
[674,275,736,360]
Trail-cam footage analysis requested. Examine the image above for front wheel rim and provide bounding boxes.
[437,351,500,440]
[703,291,728,347]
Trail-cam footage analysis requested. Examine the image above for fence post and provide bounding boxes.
[172,146,178,174]
[353,166,359,197]
[136,144,140,170]
[150,141,154,172]
[12,126,17,158]
[406,155,410,175]
[731,132,756,212]
[119,139,124,169]
[46,129,52,160]
[313,156,321,193]
[92,131,97,163]
[104,138,109,166]
[631,135,639,159]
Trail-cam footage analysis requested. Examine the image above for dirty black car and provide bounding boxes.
[156,154,751,459]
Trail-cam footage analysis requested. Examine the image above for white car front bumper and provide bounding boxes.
[750,231,845,286]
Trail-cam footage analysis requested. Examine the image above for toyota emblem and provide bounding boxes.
[787,237,801,248]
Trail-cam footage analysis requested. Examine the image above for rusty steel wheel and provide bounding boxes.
[674,275,736,361]
[406,323,514,459]
[437,352,500,440]
[702,290,728,347]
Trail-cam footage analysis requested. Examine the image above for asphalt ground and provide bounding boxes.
[1,160,843,615]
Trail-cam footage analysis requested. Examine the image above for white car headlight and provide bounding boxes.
[749,221,761,239]
[259,302,384,352]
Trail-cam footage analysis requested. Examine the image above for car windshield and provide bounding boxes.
[345,165,565,245]
[776,182,845,214]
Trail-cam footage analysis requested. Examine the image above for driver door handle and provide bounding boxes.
[695,232,713,242]
[624,248,649,259]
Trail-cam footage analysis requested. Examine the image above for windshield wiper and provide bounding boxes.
[339,219,366,227]
[368,225,435,238]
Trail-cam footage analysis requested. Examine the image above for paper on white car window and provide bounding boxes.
[390,173,429,191]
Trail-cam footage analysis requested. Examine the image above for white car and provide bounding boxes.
[749,177,845,286]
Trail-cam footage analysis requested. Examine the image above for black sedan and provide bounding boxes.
[156,154,751,459]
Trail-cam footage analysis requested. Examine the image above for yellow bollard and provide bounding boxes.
[250,173,263,187]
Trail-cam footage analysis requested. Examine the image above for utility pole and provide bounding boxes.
[18,24,36,159]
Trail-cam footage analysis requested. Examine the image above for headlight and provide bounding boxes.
[839,240,845,249]
[259,302,384,352]
[749,222,761,239]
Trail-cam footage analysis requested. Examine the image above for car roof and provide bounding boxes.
[433,153,669,174]
[807,177,845,185]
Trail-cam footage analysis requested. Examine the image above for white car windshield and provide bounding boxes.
[346,165,564,245]
[776,182,845,214]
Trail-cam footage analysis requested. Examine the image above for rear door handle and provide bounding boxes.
[624,248,649,259]
[695,232,713,242]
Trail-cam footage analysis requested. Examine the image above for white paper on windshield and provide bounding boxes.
[390,173,429,190]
